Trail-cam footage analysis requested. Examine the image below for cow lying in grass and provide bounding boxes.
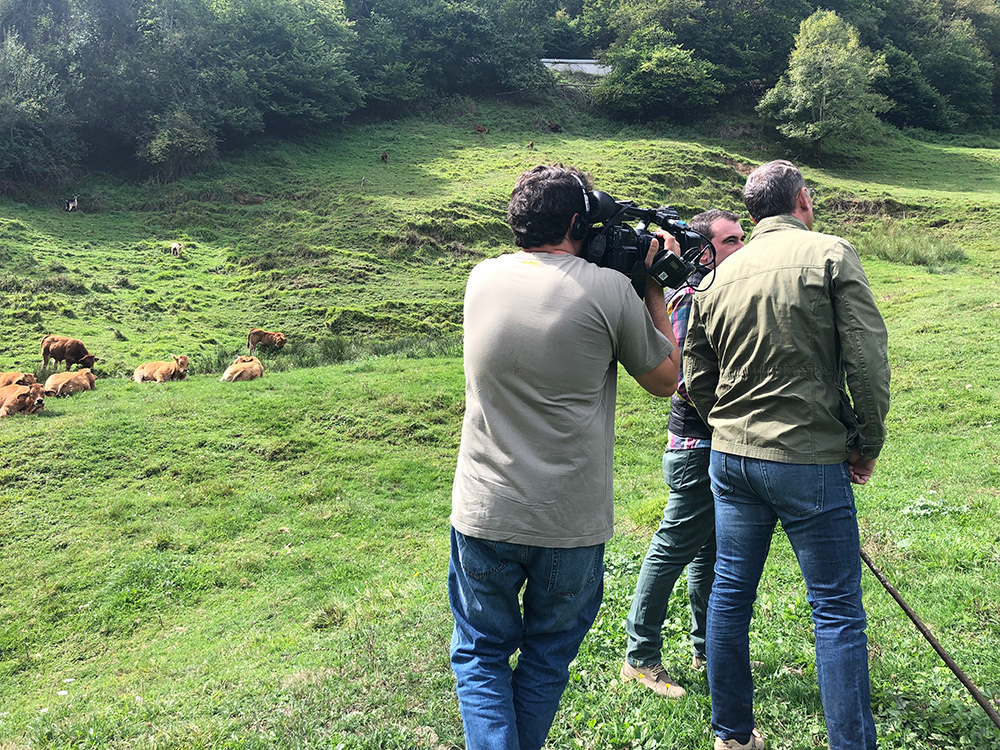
[133,356,190,382]
[0,383,46,416]
[220,355,263,382]
[0,372,37,387]
[44,368,97,396]
[247,328,287,353]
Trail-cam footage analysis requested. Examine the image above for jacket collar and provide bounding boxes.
[750,214,809,240]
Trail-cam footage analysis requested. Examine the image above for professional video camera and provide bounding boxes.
[580,190,715,297]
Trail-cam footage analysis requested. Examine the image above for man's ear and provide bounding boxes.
[795,186,810,212]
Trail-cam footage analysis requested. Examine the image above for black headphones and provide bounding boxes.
[569,173,590,241]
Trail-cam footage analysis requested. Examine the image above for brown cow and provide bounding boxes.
[133,356,190,382]
[247,328,287,352]
[44,368,97,397]
[473,125,490,134]
[220,355,264,382]
[380,151,388,164]
[41,335,97,371]
[0,372,38,388]
[0,383,46,416]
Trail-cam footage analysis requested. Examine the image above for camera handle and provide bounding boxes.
[648,250,696,289]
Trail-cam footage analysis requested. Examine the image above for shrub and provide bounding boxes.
[594,37,723,122]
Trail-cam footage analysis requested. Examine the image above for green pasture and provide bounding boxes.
[1,104,999,748]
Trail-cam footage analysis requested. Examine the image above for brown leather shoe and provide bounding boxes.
[619,661,686,698]
[714,727,765,749]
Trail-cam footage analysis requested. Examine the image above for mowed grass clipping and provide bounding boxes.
[1,104,999,748]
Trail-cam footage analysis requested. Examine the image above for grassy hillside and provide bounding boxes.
[7,99,995,379]
[1,103,999,748]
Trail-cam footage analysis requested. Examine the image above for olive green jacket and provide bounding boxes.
[684,215,890,464]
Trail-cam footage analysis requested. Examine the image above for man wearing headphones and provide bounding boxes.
[449,164,680,750]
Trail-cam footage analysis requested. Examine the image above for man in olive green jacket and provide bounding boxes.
[684,160,889,750]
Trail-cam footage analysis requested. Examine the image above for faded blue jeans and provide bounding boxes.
[625,447,716,667]
[449,527,604,750]
[706,451,877,750]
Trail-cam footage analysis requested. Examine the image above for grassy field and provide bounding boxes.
[1,101,999,748]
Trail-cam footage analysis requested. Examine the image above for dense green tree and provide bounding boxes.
[874,45,953,130]
[594,29,723,120]
[758,10,889,158]
[8,0,1000,182]
[345,11,424,112]
[138,109,218,182]
[683,0,813,94]
[542,9,592,58]
[583,0,815,102]
[344,0,550,106]
[213,0,362,132]
[0,0,71,48]
[848,0,995,128]
[569,0,1000,130]
[488,0,559,57]
[920,18,995,125]
[577,0,623,54]
[0,0,366,179]
[0,30,78,183]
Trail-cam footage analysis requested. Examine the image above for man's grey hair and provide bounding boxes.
[743,160,806,222]
[689,208,740,240]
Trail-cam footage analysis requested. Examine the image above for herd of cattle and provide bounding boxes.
[0,328,287,418]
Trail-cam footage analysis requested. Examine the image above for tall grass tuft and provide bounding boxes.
[854,219,966,271]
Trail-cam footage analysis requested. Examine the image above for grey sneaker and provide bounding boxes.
[619,661,686,698]
[713,727,765,750]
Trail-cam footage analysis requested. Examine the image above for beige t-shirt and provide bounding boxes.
[451,251,673,548]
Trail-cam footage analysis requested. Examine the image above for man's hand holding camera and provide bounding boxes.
[648,232,681,265]
[645,231,682,292]
[633,232,681,397]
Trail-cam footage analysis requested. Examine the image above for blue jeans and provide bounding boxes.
[625,447,716,666]
[706,452,876,750]
[449,527,604,750]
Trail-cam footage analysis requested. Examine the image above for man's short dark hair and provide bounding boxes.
[689,209,740,240]
[508,164,591,249]
[743,160,805,222]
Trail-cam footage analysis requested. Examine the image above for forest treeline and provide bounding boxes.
[2,0,998,185]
